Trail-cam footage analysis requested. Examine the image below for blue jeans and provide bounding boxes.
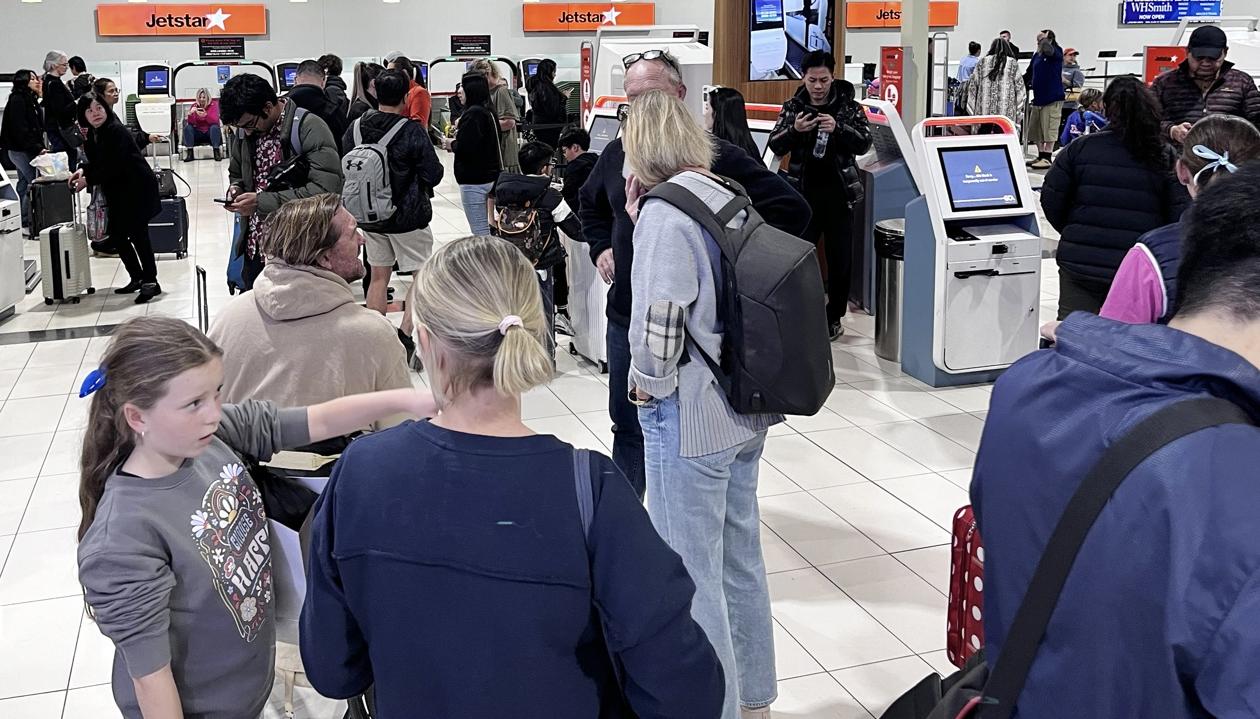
[459,182,494,236]
[607,318,645,498]
[182,121,223,149]
[639,396,777,717]
[6,151,36,228]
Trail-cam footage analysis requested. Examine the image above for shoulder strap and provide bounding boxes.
[378,115,408,147]
[351,116,364,147]
[981,396,1253,718]
[288,105,308,157]
[644,182,743,257]
[572,448,594,543]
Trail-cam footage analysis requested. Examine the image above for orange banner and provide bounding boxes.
[1144,45,1185,84]
[846,2,959,29]
[96,4,267,37]
[523,3,655,32]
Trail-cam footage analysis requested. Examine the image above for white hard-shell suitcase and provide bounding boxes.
[563,229,609,372]
[40,221,95,304]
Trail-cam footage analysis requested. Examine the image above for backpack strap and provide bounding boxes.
[378,115,409,147]
[287,105,308,158]
[980,396,1253,718]
[351,116,364,148]
[572,448,594,542]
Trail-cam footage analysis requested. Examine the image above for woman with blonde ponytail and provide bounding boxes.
[300,235,725,716]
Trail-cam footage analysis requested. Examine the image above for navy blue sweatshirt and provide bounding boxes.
[579,136,811,324]
[300,420,725,718]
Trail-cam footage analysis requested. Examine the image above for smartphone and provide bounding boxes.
[213,198,232,205]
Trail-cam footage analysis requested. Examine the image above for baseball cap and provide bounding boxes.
[1065,48,1078,55]
[1188,26,1227,59]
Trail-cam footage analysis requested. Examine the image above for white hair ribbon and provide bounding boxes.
[1192,144,1239,186]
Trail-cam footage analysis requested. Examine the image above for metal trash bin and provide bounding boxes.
[874,218,906,363]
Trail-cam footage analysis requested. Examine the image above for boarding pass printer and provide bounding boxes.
[900,116,1042,387]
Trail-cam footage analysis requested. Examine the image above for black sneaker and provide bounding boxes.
[135,282,162,304]
[396,327,416,362]
[114,280,143,294]
[829,321,845,341]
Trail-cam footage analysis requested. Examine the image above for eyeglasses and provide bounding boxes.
[234,115,262,132]
[622,49,682,75]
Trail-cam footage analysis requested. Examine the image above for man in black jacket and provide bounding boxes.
[290,60,350,153]
[1152,25,1260,145]
[341,69,444,361]
[318,54,351,121]
[559,127,597,212]
[579,51,811,498]
[768,50,873,340]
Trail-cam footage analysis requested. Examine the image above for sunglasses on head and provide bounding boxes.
[622,49,681,74]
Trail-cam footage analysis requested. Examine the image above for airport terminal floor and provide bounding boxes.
[0,149,1064,718]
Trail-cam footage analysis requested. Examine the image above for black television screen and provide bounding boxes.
[589,115,620,154]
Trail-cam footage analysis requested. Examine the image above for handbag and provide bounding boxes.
[879,397,1253,719]
[86,187,108,243]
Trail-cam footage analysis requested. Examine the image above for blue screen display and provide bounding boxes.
[525,62,539,77]
[753,0,783,23]
[283,67,298,87]
[1121,0,1221,25]
[939,147,1021,213]
[143,70,169,91]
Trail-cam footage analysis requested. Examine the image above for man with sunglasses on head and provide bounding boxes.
[579,49,810,499]
[1152,25,1260,145]
[220,73,344,289]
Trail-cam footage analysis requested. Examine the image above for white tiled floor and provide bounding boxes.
[0,152,1064,717]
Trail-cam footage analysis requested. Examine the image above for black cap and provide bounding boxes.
[1188,25,1227,59]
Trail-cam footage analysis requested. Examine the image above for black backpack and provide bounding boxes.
[644,177,833,416]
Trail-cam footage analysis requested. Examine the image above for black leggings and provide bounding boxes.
[804,188,855,324]
[110,216,158,285]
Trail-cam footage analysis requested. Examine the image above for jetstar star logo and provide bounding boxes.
[555,7,620,24]
[142,6,230,29]
[97,4,267,37]
[524,2,654,32]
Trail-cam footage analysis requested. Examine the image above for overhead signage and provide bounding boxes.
[523,3,656,32]
[847,2,960,29]
[198,36,245,61]
[880,46,905,116]
[96,4,267,36]
[1121,1,1222,25]
[450,35,492,56]
[1144,45,1186,83]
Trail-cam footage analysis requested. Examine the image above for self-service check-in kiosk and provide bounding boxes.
[0,170,23,322]
[900,116,1042,387]
[852,98,920,312]
[135,65,176,161]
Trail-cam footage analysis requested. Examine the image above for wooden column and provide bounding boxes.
[711,0,846,112]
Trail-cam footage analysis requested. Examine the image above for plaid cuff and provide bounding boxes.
[645,300,686,366]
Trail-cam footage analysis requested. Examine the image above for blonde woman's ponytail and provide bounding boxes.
[494,322,554,397]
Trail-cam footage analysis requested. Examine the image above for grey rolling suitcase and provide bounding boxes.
[40,220,94,304]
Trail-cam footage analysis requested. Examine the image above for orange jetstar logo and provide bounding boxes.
[846,1,959,29]
[523,3,655,32]
[96,3,268,36]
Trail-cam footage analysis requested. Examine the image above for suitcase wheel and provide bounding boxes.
[176,252,186,259]
[44,298,53,305]
[71,297,80,304]
[600,361,608,375]
[87,287,96,295]
[568,344,577,356]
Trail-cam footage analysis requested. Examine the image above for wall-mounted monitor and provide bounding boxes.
[749,0,835,81]
[937,145,1022,214]
[137,66,170,95]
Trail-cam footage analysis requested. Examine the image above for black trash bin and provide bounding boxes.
[874,218,905,362]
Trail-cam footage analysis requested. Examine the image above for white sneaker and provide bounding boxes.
[741,707,772,719]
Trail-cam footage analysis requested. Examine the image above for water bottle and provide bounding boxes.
[812,128,830,159]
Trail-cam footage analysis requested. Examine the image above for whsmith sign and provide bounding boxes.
[96,4,268,37]
[1120,0,1222,25]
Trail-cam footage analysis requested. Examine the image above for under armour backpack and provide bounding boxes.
[643,178,834,416]
[341,114,407,229]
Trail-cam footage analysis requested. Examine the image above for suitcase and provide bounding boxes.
[150,197,189,258]
[946,505,985,670]
[29,178,74,236]
[563,229,609,373]
[40,221,95,304]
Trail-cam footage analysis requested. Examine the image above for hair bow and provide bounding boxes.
[79,368,106,398]
[1191,144,1239,186]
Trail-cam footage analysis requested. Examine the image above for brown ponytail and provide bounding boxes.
[78,317,223,541]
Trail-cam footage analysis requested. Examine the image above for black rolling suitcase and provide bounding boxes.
[150,197,189,258]
[29,178,74,236]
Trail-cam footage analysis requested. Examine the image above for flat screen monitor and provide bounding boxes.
[143,69,169,93]
[750,0,784,29]
[281,66,298,90]
[1098,50,1118,58]
[750,128,771,157]
[938,145,1022,214]
[419,64,429,87]
[589,115,621,154]
[524,61,540,77]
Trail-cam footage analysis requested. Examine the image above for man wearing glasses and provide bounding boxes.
[1152,25,1260,145]
[579,49,810,498]
[220,73,344,290]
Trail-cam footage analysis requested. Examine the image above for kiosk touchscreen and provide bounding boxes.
[138,66,171,95]
[277,63,299,92]
[900,116,1043,387]
[587,112,622,154]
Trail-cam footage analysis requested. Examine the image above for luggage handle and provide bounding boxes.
[196,265,209,333]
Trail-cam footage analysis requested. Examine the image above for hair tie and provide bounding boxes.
[79,368,106,398]
[1191,144,1239,186]
[498,315,523,336]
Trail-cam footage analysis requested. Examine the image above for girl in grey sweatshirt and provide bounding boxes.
[75,317,434,719]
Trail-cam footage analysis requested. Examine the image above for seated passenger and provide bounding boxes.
[208,193,411,429]
[1057,87,1105,148]
[1099,115,1260,325]
[1041,76,1190,318]
[972,164,1260,717]
[181,87,222,162]
[300,236,725,718]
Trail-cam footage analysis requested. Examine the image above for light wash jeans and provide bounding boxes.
[6,150,36,228]
[459,182,495,236]
[639,394,777,718]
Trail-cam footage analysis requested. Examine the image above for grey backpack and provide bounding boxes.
[341,114,407,228]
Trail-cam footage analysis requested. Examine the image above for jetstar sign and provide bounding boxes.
[523,3,655,32]
[97,4,268,37]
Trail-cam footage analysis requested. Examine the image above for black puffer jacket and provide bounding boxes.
[42,73,75,132]
[0,87,45,155]
[1151,60,1260,139]
[767,81,872,196]
[1041,130,1190,283]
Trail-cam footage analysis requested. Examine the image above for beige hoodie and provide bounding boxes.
[209,260,412,430]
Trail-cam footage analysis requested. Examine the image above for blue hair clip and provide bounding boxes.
[79,368,106,398]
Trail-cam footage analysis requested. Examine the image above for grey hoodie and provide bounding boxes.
[209,260,411,428]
